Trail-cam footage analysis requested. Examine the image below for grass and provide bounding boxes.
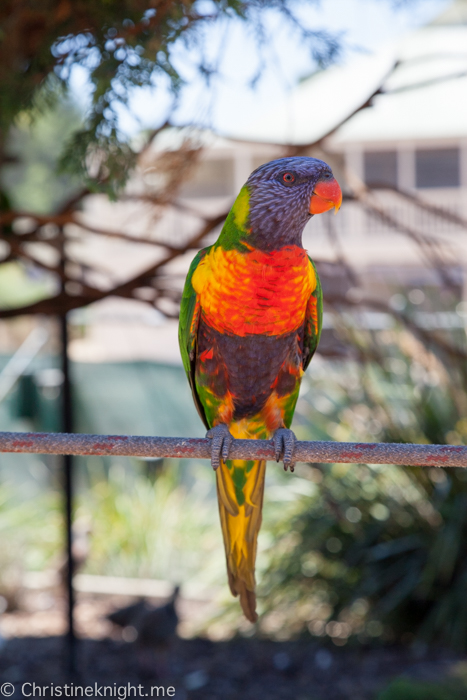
[79,459,224,586]
[377,678,467,700]
[0,457,226,599]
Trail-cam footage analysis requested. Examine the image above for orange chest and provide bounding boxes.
[192,245,316,336]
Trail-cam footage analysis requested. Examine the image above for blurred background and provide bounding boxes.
[1,1,467,698]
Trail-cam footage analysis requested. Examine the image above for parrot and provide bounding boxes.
[179,156,342,622]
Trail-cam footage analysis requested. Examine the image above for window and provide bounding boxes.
[364,151,398,188]
[415,148,460,188]
[180,159,234,198]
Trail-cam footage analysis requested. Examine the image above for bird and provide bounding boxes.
[137,586,180,651]
[179,156,342,622]
[107,586,180,649]
[107,598,148,630]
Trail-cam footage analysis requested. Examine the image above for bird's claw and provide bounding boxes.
[273,428,297,472]
[206,424,234,470]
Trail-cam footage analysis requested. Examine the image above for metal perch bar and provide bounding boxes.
[1,431,467,467]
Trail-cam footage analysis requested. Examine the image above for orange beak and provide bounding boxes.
[309,177,342,215]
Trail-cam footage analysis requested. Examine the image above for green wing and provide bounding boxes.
[178,247,211,429]
[303,257,323,371]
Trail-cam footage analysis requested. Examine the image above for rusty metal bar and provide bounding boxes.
[0,431,466,467]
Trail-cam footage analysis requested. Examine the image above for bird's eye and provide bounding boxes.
[282,172,295,184]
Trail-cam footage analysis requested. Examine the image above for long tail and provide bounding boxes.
[216,457,266,622]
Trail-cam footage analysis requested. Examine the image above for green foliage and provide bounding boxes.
[0,262,56,311]
[254,326,467,649]
[0,483,62,608]
[0,460,224,598]
[77,460,222,585]
[0,1,338,193]
[1,91,83,214]
[377,678,467,700]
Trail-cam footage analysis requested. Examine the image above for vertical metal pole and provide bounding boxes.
[59,226,76,676]
[60,314,76,675]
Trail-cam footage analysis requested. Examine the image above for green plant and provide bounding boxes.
[377,678,467,700]
[78,459,224,586]
[0,483,62,608]
[253,324,467,649]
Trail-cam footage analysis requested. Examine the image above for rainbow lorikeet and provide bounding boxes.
[179,157,342,621]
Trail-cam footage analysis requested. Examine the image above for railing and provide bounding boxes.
[1,431,467,466]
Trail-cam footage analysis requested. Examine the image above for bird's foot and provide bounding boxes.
[273,428,297,472]
[206,424,234,470]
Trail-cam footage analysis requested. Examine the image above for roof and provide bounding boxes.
[332,25,467,145]
[430,0,467,25]
[223,49,397,146]
[222,5,467,147]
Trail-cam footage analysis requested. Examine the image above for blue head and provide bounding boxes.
[244,156,341,251]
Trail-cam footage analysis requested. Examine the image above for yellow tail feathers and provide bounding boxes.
[216,458,266,622]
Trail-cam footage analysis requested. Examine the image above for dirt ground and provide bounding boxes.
[0,594,464,699]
